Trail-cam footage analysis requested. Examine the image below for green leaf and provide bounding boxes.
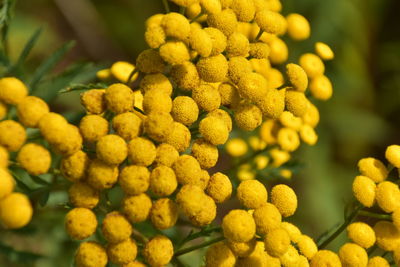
[59,82,108,94]
[29,187,50,207]
[7,27,42,75]
[30,175,51,186]
[8,169,32,193]
[29,40,76,92]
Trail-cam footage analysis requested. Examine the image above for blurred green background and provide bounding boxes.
[1,0,400,266]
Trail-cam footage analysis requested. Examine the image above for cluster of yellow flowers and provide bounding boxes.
[347,144,400,266]
[0,77,53,230]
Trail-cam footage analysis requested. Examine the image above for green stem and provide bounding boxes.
[175,236,225,257]
[179,6,186,14]
[318,205,362,249]
[359,210,391,220]
[162,0,170,13]
[178,227,222,248]
[127,68,138,84]
[254,29,264,41]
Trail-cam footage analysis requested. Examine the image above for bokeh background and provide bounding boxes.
[1,0,400,266]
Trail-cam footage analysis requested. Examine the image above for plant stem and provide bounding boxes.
[179,6,186,14]
[177,227,222,248]
[318,205,362,249]
[175,236,225,257]
[254,29,264,41]
[190,12,204,23]
[162,0,170,13]
[359,210,391,220]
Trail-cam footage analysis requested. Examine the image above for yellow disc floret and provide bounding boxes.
[17,143,51,175]
[65,208,97,240]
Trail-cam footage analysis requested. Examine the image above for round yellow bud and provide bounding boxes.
[112,112,142,141]
[145,25,166,49]
[255,10,286,35]
[144,111,174,143]
[154,143,179,167]
[199,116,229,145]
[297,235,318,260]
[79,115,109,143]
[17,96,49,128]
[190,27,213,57]
[253,203,282,235]
[281,222,302,243]
[159,41,190,65]
[75,242,107,267]
[256,88,286,119]
[122,193,152,223]
[228,56,252,85]
[207,108,233,131]
[237,72,268,102]
[128,137,156,166]
[170,61,201,91]
[226,32,250,58]
[286,14,311,41]
[338,243,368,267]
[140,73,172,95]
[105,83,135,114]
[192,138,219,169]
[160,12,190,41]
[206,172,232,203]
[310,75,333,101]
[107,239,137,265]
[197,54,228,83]
[368,256,389,267]
[386,145,400,168]
[226,239,257,258]
[234,103,263,131]
[173,155,202,185]
[61,150,90,182]
[143,235,174,266]
[376,181,400,213]
[0,169,14,199]
[352,175,376,207]
[102,211,132,243]
[277,127,300,152]
[165,121,191,152]
[315,42,334,61]
[0,77,28,105]
[0,192,32,229]
[0,102,7,120]
[226,138,248,157]
[264,228,290,257]
[204,27,227,55]
[80,89,106,115]
[122,261,146,267]
[231,0,255,22]
[192,84,221,112]
[271,184,297,217]
[286,63,308,92]
[280,111,302,130]
[171,96,199,126]
[87,159,118,190]
[205,242,236,267]
[136,49,165,74]
[237,180,267,209]
[119,165,150,195]
[285,90,308,117]
[17,143,51,175]
[222,209,256,242]
[374,221,400,251]
[347,222,376,249]
[310,250,341,267]
[0,120,26,152]
[207,9,238,36]
[300,124,318,146]
[65,208,97,240]
[299,53,325,78]
[96,135,127,165]
[68,182,99,209]
[110,61,138,83]
[268,37,288,64]
[150,198,178,230]
[149,166,177,197]
[249,42,270,59]
[358,157,388,183]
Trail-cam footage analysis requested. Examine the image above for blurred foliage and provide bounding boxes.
[0,0,400,266]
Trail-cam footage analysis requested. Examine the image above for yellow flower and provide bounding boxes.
[75,242,108,267]
[205,242,236,267]
[110,61,138,83]
[68,182,99,209]
[310,75,333,100]
[196,54,228,83]
[128,137,156,166]
[17,143,51,175]
[0,120,26,152]
[61,150,90,182]
[286,14,311,41]
[225,138,248,157]
[150,165,177,197]
[222,209,256,242]
[271,184,297,217]
[253,203,282,235]
[65,208,97,240]
[375,181,400,213]
[234,103,263,131]
[237,180,268,209]
[87,159,119,190]
[192,138,219,169]
[0,169,14,199]
[17,96,49,128]
[255,10,286,35]
[352,175,376,207]
[264,228,290,257]
[119,165,150,195]
[160,12,191,41]
[107,239,137,265]
[154,143,179,167]
[159,41,190,65]
[0,192,32,229]
[310,250,341,267]
[80,89,106,115]
[286,63,308,92]
[192,84,221,112]
[0,77,28,105]
[112,112,142,141]
[385,144,400,168]
[297,234,318,259]
[122,193,152,223]
[347,222,376,249]
[143,235,174,266]
[105,83,135,114]
[102,211,132,243]
[79,115,109,143]
[373,221,400,251]
[299,53,325,78]
[338,243,368,267]
[199,116,230,145]
[206,172,232,203]
[150,198,178,230]
[315,42,334,61]
[207,9,238,36]
[358,157,388,183]
[96,134,127,165]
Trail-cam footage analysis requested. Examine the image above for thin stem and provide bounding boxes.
[162,0,170,13]
[254,29,264,41]
[177,227,222,249]
[318,205,362,249]
[359,210,391,220]
[190,12,204,23]
[127,68,138,84]
[175,236,225,257]
[179,6,186,14]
